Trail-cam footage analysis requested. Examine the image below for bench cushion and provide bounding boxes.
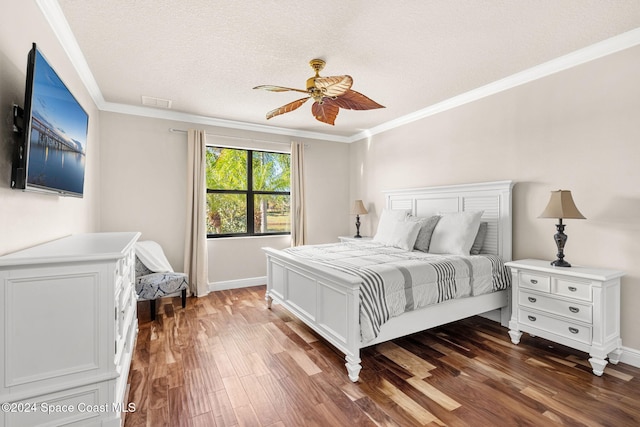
[136,272,188,301]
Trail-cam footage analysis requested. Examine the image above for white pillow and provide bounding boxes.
[373,209,410,243]
[385,220,421,251]
[428,211,484,255]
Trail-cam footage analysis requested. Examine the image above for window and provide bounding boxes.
[206,147,291,237]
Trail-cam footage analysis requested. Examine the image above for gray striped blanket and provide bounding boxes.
[284,241,511,343]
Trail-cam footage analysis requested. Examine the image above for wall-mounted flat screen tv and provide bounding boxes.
[11,43,89,197]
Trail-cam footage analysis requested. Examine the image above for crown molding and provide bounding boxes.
[38,0,640,144]
[99,102,353,143]
[347,27,640,143]
[36,0,105,105]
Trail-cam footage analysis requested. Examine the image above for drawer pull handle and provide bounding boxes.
[568,286,577,292]
[528,297,537,303]
[530,279,538,285]
[569,307,579,313]
[528,315,537,322]
[569,327,579,334]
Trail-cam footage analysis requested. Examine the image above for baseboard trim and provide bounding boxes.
[208,276,266,292]
[620,345,640,369]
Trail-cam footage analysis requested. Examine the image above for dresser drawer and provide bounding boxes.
[552,278,591,302]
[519,291,592,323]
[519,309,591,345]
[519,272,550,292]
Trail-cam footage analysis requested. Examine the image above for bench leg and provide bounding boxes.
[150,299,156,321]
[181,289,187,308]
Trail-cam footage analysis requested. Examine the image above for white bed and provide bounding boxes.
[263,180,514,381]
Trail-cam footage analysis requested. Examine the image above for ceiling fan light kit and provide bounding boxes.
[254,59,384,125]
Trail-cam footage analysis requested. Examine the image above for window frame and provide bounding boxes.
[206,146,291,238]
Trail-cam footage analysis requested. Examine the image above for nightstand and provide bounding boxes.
[506,259,624,376]
[339,236,372,243]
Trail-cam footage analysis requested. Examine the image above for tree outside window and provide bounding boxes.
[206,147,290,237]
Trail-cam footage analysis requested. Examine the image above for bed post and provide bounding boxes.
[500,301,511,327]
[345,355,362,382]
[265,252,274,309]
[345,283,362,382]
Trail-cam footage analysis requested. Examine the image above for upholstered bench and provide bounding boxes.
[134,241,188,321]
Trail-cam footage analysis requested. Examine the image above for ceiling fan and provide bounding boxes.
[253,59,384,125]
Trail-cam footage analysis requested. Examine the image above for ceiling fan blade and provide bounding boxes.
[265,97,310,120]
[311,99,339,125]
[254,85,309,94]
[332,89,385,110]
[314,75,353,97]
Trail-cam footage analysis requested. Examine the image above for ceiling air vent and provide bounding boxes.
[141,96,172,109]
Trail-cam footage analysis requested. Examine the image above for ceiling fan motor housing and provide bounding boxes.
[307,59,326,99]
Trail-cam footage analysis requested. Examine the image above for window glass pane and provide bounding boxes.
[207,193,247,234]
[252,151,290,191]
[205,146,291,238]
[254,194,290,233]
[206,147,247,190]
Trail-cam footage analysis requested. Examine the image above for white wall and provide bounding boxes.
[99,113,187,271]
[0,1,100,255]
[350,45,640,352]
[99,112,351,286]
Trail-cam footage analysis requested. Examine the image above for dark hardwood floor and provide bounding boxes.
[124,286,640,426]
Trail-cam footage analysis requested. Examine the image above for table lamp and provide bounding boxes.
[539,190,585,267]
[351,200,368,238]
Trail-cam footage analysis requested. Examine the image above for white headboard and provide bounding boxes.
[383,180,514,261]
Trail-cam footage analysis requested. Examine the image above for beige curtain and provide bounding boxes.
[184,129,209,296]
[291,141,306,246]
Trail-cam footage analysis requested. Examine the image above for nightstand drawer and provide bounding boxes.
[519,272,550,292]
[553,278,591,302]
[519,309,591,345]
[519,291,592,323]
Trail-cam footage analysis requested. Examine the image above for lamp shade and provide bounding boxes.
[539,190,586,219]
[351,200,368,215]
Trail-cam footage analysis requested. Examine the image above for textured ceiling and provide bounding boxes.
[53,0,640,140]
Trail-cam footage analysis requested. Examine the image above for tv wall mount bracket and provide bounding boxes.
[13,104,24,134]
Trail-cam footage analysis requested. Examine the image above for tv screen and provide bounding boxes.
[12,43,89,197]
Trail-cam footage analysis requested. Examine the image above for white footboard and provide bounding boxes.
[264,247,364,381]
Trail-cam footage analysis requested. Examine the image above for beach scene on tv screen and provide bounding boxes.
[27,49,88,195]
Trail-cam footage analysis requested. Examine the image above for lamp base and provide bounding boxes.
[551,259,571,268]
[551,220,571,267]
[354,214,362,239]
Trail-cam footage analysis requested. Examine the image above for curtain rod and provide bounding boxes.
[169,128,293,146]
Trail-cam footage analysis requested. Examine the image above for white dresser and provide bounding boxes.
[506,259,624,376]
[0,232,140,426]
